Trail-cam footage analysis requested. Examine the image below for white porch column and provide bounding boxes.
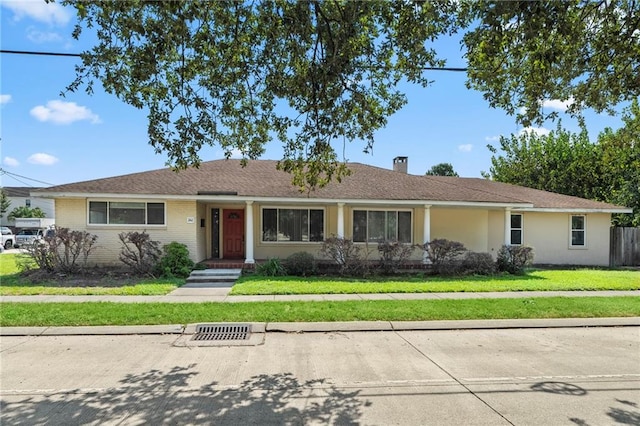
[504,207,511,246]
[245,201,255,264]
[423,205,431,264]
[337,202,345,238]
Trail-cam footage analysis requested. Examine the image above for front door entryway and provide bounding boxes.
[223,209,244,259]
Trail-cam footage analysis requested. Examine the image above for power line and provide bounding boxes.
[0,49,468,71]
[1,49,81,58]
[0,169,56,187]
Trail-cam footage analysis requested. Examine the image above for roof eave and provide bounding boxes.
[514,207,633,214]
[33,191,534,208]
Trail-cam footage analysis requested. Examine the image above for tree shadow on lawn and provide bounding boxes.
[0,365,366,425]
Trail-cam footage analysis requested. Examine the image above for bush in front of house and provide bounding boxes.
[21,226,99,274]
[285,251,317,276]
[156,242,195,278]
[377,240,415,275]
[118,231,162,276]
[496,245,534,275]
[256,257,287,276]
[460,251,496,275]
[422,239,467,275]
[320,236,371,277]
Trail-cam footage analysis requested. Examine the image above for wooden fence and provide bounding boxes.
[610,227,640,267]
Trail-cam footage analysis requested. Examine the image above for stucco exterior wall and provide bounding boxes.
[488,210,506,258]
[430,208,490,254]
[55,198,200,265]
[520,212,611,265]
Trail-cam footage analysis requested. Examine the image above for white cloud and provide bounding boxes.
[2,1,71,26]
[30,100,101,125]
[0,94,12,104]
[28,153,59,166]
[518,127,551,137]
[458,144,473,152]
[26,27,63,43]
[3,157,20,167]
[542,98,574,112]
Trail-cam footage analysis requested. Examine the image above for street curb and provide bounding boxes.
[2,317,638,336]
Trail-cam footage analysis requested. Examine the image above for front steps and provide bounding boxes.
[183,268,242,288]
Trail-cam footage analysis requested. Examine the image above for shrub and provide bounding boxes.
[461,251,496,275]
[118,231,162,276]
[256,258,287,276]
[23,226,98,274]
[422,239,466,275]
[157,242,195,278]
[496,245,534,275]
[377,240,415,275]
[320,236,371,277]
[285,251,316,276]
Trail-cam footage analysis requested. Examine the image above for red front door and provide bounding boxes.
[223,209,244,259]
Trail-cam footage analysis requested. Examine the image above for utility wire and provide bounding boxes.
[0,49,468,71]
[0,169,56,186]
[1,49,81,58]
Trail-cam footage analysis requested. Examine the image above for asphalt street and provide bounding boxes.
[1,326,639,425]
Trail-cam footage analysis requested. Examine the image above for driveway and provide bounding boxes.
[1,327,638,425]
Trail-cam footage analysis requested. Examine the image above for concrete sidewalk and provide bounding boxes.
[1,289,639,304]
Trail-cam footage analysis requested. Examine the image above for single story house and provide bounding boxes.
[33,157,631,267]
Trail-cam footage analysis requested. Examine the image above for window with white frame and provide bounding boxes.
[510,214,523,245]
[88,201,165,225]
[262,208,324,242]
[352,210,412,243]
[570,215,586,247]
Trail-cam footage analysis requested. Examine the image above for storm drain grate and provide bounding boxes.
[192,324,251,341]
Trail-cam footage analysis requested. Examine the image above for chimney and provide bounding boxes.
[393,156,408,173]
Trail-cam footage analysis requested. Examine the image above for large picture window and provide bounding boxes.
[510,214,523,245]
[570,215,586,247]
[262,208,324,242]
[353,210,412,243]
[89,201,165,225]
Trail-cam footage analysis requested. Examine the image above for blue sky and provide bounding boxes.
[0,1,627,188]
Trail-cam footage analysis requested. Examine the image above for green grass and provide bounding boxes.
[231,269,640,295]
[0,297,638,326]
[0,254,181,296]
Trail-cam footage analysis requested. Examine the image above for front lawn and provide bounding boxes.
[231,269,640,295]
[1,297,638,326]
[0,254,181,296]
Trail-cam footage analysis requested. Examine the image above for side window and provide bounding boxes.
[510,214,523,245]
[570,215,586,247]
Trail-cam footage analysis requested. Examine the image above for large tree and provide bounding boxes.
[486,102,640,226]
[425,162,459,177]
[62,1,640,189]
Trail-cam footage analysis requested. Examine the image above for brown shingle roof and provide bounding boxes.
[2,187,43,197]
[35,159,627,210]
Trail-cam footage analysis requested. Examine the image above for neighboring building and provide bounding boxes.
[1,187,55,227]
[32,157,631,267]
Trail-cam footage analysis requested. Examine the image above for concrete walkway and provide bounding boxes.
[1,289,639,303]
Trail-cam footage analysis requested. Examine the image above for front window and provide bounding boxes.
[571,215,586,247]
[353,210,412,243]
[510,214,523,245]
[262,208,324,242]
[88,201,165,225]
